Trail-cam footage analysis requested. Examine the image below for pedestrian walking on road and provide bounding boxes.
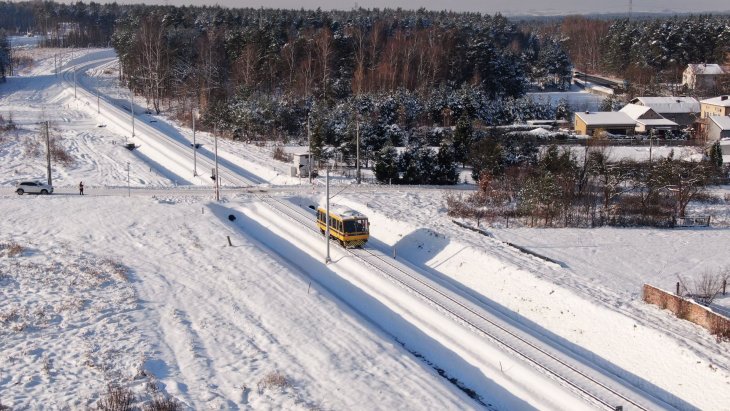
[79,181,84,195]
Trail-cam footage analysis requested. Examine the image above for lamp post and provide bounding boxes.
[192,106,198,177]
[214,125,220,201]
[44,121,52,186]
[307,116,312,184]
[356,118,361,184]
[325,167,331,263]
[130,93,135,138]
[127,162,130,197]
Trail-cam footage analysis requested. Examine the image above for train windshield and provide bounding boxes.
[344,219,368,233]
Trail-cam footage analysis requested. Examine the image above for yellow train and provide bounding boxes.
[316,206,369,248]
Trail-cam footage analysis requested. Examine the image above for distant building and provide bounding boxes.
[682,64,725,90]
[700,95,730,118]
[629,96,700,127]
[574,111,635,136]
[619,104,679,134]
[706,116,730,142]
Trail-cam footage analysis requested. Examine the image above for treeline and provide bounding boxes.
[0,1,118,46]
[448,142,727,227]
[108,5,572,116]
[534,15,730,93]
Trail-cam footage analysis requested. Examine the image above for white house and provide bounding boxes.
[706,116,730,142]
[629,96,700,127]
[682,64,725,90]
[619,104,678,134]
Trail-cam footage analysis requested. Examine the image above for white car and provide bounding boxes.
[15,181,54,195]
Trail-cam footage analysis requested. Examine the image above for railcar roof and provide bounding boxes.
[317,206,368,220]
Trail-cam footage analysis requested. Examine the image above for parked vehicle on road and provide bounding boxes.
[15,181,54,195]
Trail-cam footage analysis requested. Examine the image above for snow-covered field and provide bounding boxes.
[2,47,730,410]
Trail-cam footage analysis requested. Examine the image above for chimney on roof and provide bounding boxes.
[722,96,729,101]
[676,99,681,103]
[585,111,590,114]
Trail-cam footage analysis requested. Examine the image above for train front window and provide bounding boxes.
[344,219,368,233]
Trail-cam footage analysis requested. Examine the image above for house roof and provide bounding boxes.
[574,112,635,126]
[636,118,679,128]
[701,96,730,107]
[619,104,653,120]
[687,63,725,75]
[709,116,730,130]
[630,97,700,113]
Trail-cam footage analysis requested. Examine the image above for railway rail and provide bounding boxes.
[57,52,668,411]
[60,58,258,188]
[259,194,669,411]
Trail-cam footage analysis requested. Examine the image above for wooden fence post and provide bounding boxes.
[676,281,680,295]
[227,236,233,246]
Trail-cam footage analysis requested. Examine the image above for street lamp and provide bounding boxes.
[356,117,361,184]
[127,162,130,197]
[325,167,331,263]
[192,106,199,177]
[307,116,312,184]
[130,92,135,138]
[214,125,220,201]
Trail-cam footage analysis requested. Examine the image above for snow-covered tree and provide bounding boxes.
[0,30,9,82]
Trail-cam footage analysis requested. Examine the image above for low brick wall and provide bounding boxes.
[643,284,730,341]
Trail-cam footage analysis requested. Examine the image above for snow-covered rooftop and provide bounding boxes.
[619,104,652,120]
[574,111,635,126]
[701,96,730,107]
[709,115,730,130]
[636,118,679,127]
[630,97,700,113]
[687,63,725,75]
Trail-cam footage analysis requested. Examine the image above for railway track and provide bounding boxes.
[259,194,668,411]
[55,52,669,410]
[60,57,258,188]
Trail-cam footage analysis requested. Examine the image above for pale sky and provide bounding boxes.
[113,0,730,15]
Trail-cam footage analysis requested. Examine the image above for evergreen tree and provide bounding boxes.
[398,146,421,184]
[416,147,438,184]
[0,30,9,82]
[709,141,724,171]
[453,113,473,166]
[373,145,399,184]
[435,141,459,185]
[468,137,504,181]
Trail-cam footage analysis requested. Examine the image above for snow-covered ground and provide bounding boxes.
[2,47,730,410]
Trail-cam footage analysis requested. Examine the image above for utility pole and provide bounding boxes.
[325,167,331,263]
[192,106,198,177]
[127,162,130,197]
[307,116,312,184]
[649,135,653,164]
[44,121,52,186]
[130,93,135,137]
[356,118,361,184]
[214,125,220,201]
